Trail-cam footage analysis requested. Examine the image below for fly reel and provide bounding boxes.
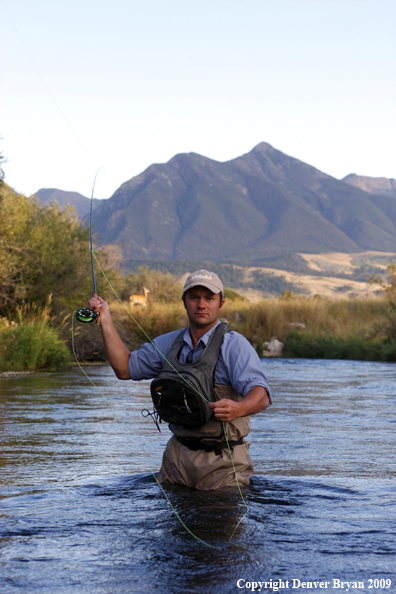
[76,308,100,323]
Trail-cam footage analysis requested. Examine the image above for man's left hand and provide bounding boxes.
[209,386,270,422]
[209,399,242,422]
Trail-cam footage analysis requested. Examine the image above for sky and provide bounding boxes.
[1,0,395,199]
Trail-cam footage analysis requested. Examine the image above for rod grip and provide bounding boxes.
[93,292,101,325]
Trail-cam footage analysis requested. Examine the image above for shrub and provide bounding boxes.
[282,330,395,362]
[0,321,71,371]
[0,295,72,371]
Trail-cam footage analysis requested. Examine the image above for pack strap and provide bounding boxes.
[177,436,243,455]
[164,322,229,376]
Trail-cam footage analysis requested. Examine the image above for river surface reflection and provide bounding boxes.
[1,359,395,593]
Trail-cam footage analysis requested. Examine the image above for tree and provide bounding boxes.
[0,184,32,310]
[0,185,93,315]
[369,264,396,300]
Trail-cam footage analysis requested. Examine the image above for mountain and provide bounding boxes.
[34,188,100,217]
[86,142,396,262]
[342,174,396,199]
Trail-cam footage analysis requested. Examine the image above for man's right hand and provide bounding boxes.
[88,295,110,322]
[87,296,131,379]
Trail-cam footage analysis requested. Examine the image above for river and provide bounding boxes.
[1,359,395,594]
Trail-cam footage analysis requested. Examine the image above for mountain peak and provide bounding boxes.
[87,143,396,260]
[251,141,274,153]
[35,144,396,260]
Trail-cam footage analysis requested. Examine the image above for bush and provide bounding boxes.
[0,295,72,371]
[0,321,71,371]
[282,330,396,362]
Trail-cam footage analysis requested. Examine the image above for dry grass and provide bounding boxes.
[70,294,394,362]
[110,299,188,345]
[221,295,390,342]
[108,294,390,345]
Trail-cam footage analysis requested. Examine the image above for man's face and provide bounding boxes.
[183,286,224,329]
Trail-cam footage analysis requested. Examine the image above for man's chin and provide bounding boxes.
[192,316,215,328]
[194,320,209,327]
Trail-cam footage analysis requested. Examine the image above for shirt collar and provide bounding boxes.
[183,320,221,350]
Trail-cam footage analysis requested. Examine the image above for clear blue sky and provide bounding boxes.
[1,0,395,199]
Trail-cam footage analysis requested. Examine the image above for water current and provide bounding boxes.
[1,359,395,594]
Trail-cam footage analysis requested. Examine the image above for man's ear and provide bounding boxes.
[219,298,225,310]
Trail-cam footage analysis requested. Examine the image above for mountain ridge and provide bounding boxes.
[342,173,396,198]
[34,188,100,217]
[34,143,396,261]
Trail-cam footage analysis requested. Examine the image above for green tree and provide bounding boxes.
[23,201,93,308]
[0,184,32,310]
[0,184,93,315]
[369,264,396,300]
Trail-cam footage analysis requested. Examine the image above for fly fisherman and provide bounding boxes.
[89,270,271,490]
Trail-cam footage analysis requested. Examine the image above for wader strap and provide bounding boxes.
[177,436,244,456]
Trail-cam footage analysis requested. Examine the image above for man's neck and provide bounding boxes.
[189,320,219,348]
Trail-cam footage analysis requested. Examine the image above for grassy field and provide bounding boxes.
[102,293,395,363]
[2,293,395,371]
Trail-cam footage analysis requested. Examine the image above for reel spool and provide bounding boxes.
[76,308,99,323]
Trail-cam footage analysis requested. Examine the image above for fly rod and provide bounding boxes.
[76,172,100,324]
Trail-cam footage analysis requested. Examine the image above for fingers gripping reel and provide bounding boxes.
[76,290,101,325]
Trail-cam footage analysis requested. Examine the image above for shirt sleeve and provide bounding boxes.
[127,329,182,380]
[221,332,272,403]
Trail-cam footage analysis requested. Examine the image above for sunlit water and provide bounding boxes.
[1,359,395,594]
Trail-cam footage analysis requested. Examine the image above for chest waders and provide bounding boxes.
[150,323,244,454]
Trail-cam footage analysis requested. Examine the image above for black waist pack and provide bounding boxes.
[150,323,229,428]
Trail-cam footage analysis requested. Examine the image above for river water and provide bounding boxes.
[1,359,395,594]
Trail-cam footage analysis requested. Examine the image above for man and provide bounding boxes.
[89,270,271,490]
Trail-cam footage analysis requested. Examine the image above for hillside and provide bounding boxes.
[86,142,396,261]
[124,250,393,301]
[33,143,396,263]
[342,174,396,199]
[34,188,99,217]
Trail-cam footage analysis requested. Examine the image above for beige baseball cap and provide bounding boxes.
[182,270,224,294]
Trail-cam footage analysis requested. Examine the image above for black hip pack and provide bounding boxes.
[150,323,229,428]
